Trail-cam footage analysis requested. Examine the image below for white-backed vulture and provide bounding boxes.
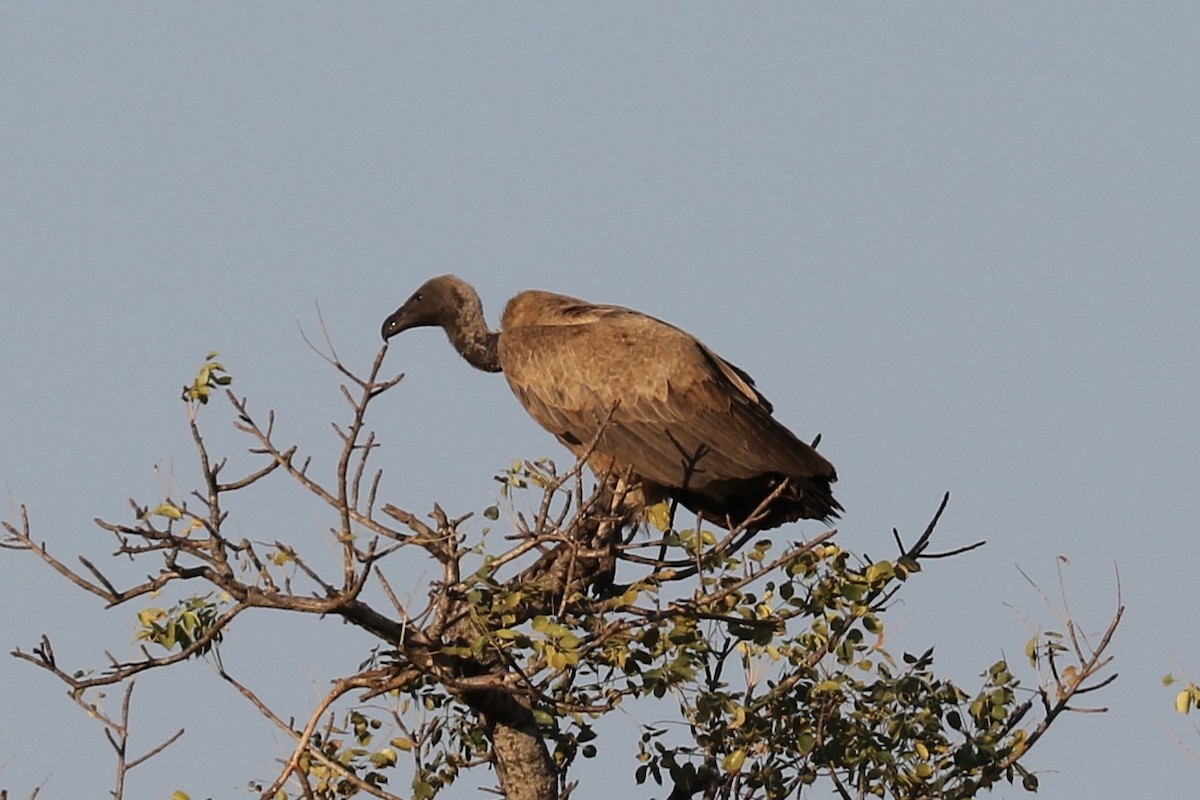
[381,275,841,529]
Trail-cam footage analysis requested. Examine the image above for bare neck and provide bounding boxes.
[447,297,502,373]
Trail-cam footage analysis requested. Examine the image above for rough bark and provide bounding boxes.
[485,705,558,800]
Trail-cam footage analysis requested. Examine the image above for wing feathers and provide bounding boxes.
[498,292,838,527]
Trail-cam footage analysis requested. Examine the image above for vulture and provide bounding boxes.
[381,275,840,530]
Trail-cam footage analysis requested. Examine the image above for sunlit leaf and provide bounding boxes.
[154,503,183,520]
[138,607,165,627]
[646,502,672,532]
[370,747,398,767]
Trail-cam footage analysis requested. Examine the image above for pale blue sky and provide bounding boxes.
[2,5,1198,798]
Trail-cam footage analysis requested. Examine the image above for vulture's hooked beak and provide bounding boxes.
[383,288,444,341]
[381,307,412,342]
[381,309,405,340]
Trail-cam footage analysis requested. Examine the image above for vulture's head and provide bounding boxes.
[381,274,476,341]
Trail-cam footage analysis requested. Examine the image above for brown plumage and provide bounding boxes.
[381,275,841,529]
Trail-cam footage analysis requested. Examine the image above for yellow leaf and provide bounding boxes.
[730,705,746,730]
[1177,689,1193,714]
[154,503,183,520]
[914,741,929,760]
[865,561,893,583]
[723,749,747,772]
[646,502,672,532]
[391,737,414,752]
[172,792,191,800]
[138,608,165,627]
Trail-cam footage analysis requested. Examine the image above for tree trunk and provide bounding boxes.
[487,708,558,800]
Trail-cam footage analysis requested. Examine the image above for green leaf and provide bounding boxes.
[370,747,398,767]
[865,561,894,583]
[723,749,747,772]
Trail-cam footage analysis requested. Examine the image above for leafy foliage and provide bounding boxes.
[180,351,232,405]
[1164,674,1200,716]
[1,349,1121,800]
[135,594,226,657]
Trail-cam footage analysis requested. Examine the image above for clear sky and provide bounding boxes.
[2,5,1197,798]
